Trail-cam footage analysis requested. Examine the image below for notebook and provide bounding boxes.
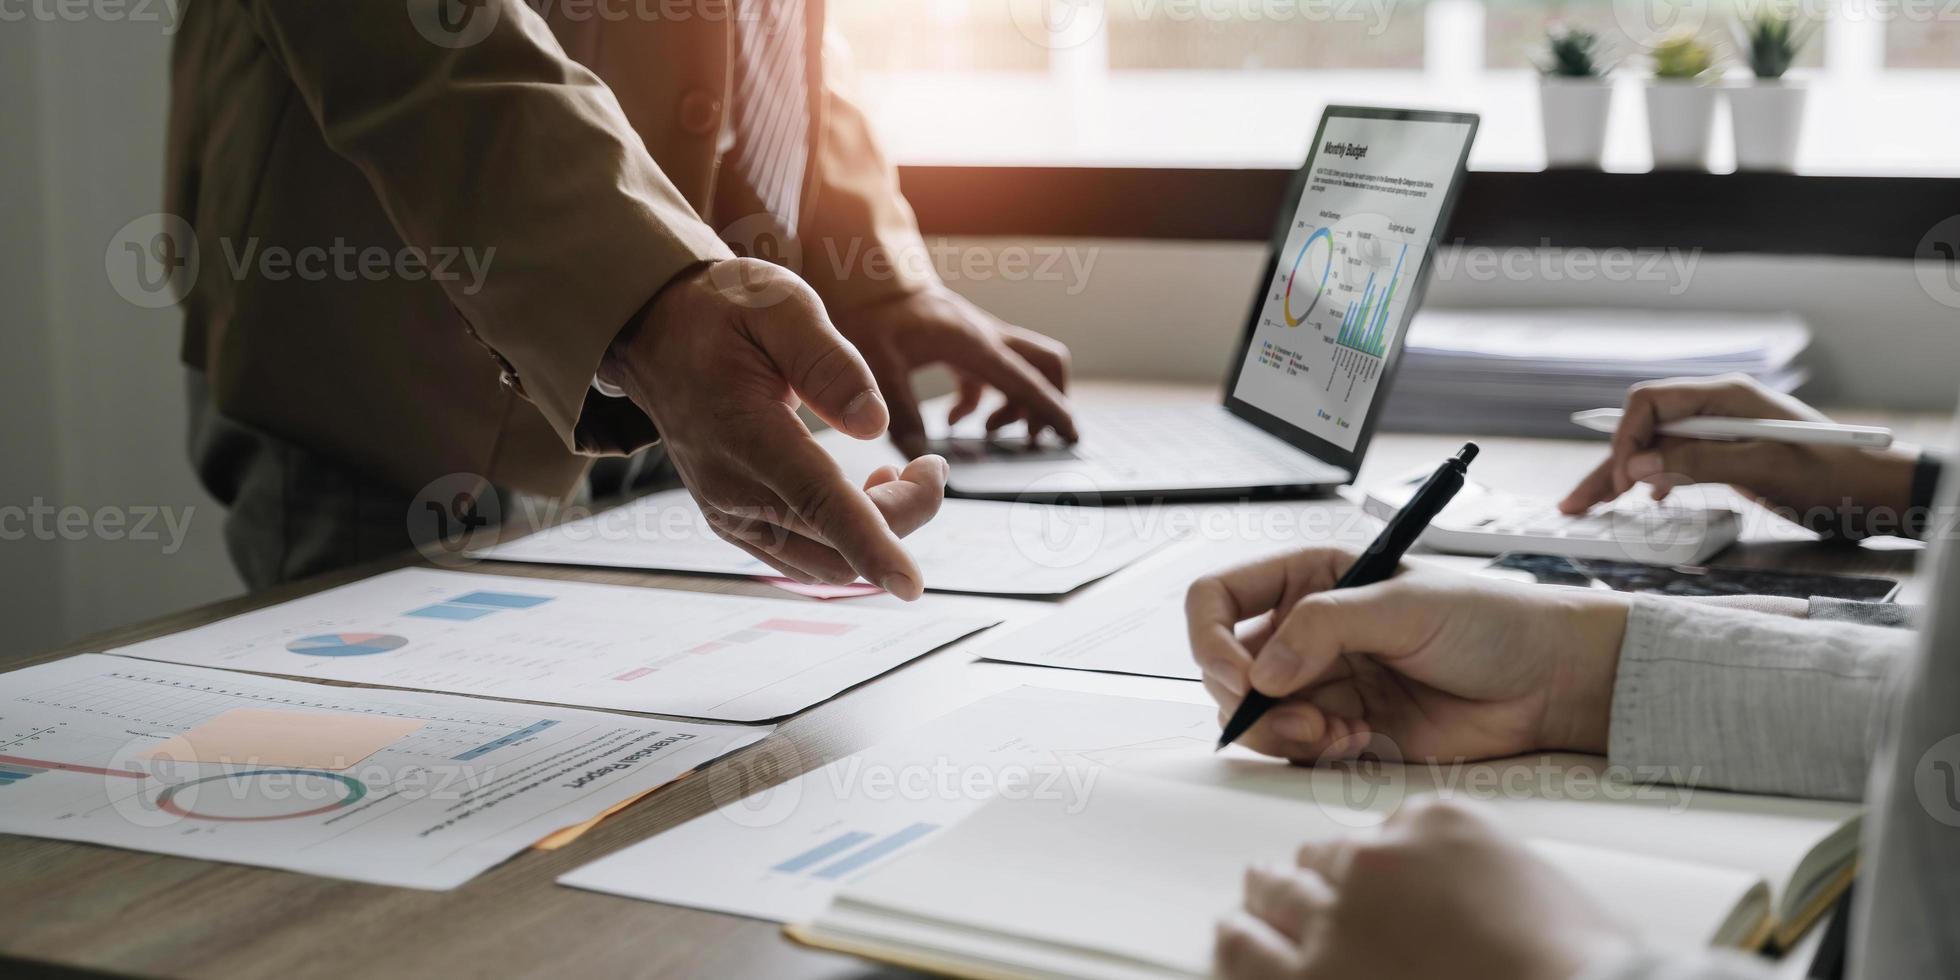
[790,755,1860,980]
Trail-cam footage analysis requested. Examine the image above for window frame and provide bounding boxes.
[897,166,1960,258]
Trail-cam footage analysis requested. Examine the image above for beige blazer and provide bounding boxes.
[167,0,931,497]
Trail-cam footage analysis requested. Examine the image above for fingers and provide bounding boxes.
[946,330,1079,444]
[1581,375,1811,507]
[743,287,890,440]
[984,402,1024,436]
[947,377,986,427]
[1295,838,1357,886]
[1186,551,1353,694]
[711,525,823,585]
[864,347,929,457]
[738,406,928,599]
[1215,912,1304,980]
[1557,457,1620,514]
[1001,324,1071,392]
[1250,582,1429,699]
[705,512,856,584]
[1244,865,1333,943]
[1627,436,1795,497]
[861,455,949,537]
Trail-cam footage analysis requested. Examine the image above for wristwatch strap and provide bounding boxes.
[1907,450,1944,539]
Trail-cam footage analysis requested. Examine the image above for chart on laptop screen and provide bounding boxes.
[1234,113,1474,452]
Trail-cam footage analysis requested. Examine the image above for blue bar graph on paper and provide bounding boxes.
[812,822,941,880]
[450,719,560,761]
[772,831,877,874]
[449,591,553,609]
[406,603,498,621]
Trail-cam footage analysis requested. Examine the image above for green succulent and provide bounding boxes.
[1650,31,1715,79]
[1733,10,1818,79]
[1538,24,1610,78]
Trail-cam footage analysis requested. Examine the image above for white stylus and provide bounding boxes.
[1571,408,1894,449]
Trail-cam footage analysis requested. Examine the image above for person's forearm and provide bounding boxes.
[237,0,730,453]
[1609,596,1912,800]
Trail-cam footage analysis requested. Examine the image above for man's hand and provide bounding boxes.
[1184,548,1628,763]
[1558,375,1917,536]
[1216,799,1631,980]
[600,258,944,598]
[830,285,1077,456]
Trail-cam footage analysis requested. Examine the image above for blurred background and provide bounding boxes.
[5,0,1958,660]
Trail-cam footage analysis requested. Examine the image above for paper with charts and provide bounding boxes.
[0,655,767,889]
[105,568,998,722]
[557,686,1222,922]
[472,488,1177,597]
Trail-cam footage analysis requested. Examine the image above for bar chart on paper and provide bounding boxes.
[106,568,1000,721]
[773,823,944,881]
[558,687,1222,923]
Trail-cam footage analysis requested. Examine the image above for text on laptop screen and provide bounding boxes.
[1232,114,1475,452]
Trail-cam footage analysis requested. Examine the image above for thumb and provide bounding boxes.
[746,290,890,441]
[862,455,948,537]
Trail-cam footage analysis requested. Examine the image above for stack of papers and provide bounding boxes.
[1380,309,1811,437]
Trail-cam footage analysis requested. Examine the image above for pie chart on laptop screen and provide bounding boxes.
[285,633,409,657]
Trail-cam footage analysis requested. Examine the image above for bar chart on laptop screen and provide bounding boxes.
[1234,113,1473,452]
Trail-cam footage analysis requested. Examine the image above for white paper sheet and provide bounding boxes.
[473,489,1178,597]
[975,565,1205,679]
[973,539,1310,680]
[105,568,998,722]
[0,655,767,889]
[557,686,1222,922]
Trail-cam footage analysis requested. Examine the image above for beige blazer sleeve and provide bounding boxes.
[795,28,937,315]
[231,0,732,454]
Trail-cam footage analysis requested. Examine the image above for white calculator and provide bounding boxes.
[1361,473,1740,566]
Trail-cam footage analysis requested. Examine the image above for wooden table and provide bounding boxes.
[0,385,1939,979]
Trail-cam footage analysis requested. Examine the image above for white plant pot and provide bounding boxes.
[1728,78,1806,172]
[1538,77,1613,169]
[1644,80,1718,170]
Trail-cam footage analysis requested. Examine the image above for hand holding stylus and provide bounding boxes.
[1558,376,1918,537]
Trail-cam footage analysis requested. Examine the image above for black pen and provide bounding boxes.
[1216,442,1479,751]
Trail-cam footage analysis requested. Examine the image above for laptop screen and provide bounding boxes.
[1229,109,1477,455]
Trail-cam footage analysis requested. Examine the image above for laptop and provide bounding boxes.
[937,105,1479,500]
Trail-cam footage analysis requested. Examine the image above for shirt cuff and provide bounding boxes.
[1610,596,1909,800]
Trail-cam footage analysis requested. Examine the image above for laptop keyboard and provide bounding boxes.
[1073,406,1332,482]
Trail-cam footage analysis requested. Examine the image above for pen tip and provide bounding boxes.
[1456,442,1479,465]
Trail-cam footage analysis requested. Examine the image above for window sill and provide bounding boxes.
[897,166,1960,258]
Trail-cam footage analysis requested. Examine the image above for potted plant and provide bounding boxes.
[1728,10,1817,171]
[1644,31,1719,170]
[1536,25,1614,169]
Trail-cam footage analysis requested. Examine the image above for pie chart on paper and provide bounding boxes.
[285,633,410,657]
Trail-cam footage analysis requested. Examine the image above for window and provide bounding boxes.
[830,0,1960,174]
